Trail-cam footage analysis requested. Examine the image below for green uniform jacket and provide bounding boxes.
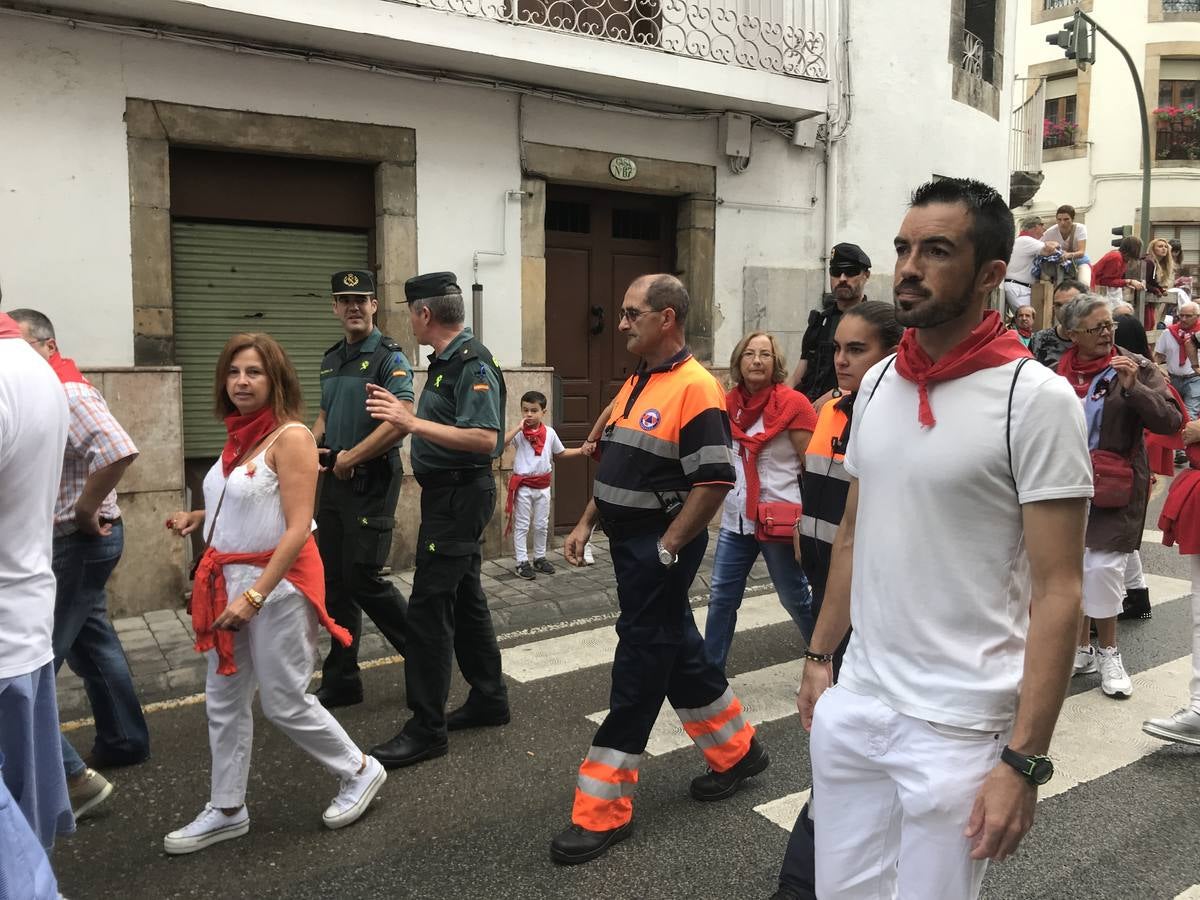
[320,327,415,451]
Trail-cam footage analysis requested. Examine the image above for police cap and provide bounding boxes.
[829,243,871,275]
[405,271,462,304]
[332,270,376,296]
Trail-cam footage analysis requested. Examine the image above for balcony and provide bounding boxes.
[1010,80,1045,207]
[1157,127,1200,160]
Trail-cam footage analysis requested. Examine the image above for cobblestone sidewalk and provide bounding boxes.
[56,529,776,718]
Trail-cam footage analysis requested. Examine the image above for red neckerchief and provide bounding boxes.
[726,382,816,518]
[48,351,89,386]
[1057,345,1117,398]
[0,313,22,340]
[191,537,350,675]
[522,422,547,456]
[1019,229,1040,239]
[1168,321,1200,366]
[895,310,1032,428]
[1016,326,1033,339]
[221,406,279,477]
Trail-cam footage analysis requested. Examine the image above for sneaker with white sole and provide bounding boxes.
[323,756,386,830]
[1073,644,1097,675]
[69,768,113,821]
[1096,646,1132,698]
[164,804,249,855]
[1142,707,1200,746]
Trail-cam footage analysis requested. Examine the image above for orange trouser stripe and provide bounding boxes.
[578,758,639,785]
[572,788,633,831]
[680,695,745,740]
[701,720,755,773]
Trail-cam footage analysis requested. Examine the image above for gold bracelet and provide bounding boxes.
[243,589,264,610]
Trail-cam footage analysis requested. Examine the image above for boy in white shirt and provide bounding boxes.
[504,391,582,579]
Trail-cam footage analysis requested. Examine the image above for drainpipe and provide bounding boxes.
[822,0,851,267]
[471,189,530,343]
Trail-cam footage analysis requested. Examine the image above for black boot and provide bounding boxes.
[549,821,633,865]
[1118,587,1152,621]
[689,735,770,801]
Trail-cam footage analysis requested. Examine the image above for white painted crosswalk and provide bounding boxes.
[1174,887,1200,900]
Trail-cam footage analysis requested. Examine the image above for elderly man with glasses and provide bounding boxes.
[1154,300,1200,425]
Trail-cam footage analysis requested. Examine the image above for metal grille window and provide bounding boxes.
[545,200,591,234]
[611,208,662,241]
[1164,1,1200,12]
[172,222,369,456]
[1043,0,1080,9]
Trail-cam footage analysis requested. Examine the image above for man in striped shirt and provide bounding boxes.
[550,274,769,865]
[11,309,147,819]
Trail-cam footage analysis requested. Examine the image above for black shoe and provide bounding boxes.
[369,732,449,769]
[532,557,556,575]
[549,821,633,865]
[84,748,150,770]
[446,704,511,732]
[516,561,536,580]
[769,891,804,900]
[1177,451,1189,467]
[1117,587,1152,621]
[689,735,770,801]
[314,683,364,709]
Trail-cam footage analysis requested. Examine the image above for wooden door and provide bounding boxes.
[545,186,676,528]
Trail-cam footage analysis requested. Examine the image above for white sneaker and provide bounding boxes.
[1073,645,1097,675]
[1096,646,1132,698]
[1142,707,1200,746]
[322,755,386,830]
[582,543,595,566]
[164,803,249,855]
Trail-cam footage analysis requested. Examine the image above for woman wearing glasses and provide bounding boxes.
[1056,296,1182,699]
[702,331,817,673]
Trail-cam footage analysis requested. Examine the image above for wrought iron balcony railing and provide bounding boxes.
[386,0,828,79]
[1043,0,1080,10]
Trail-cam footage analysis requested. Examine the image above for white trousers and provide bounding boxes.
[513,485,550,563]
[1002,281,1031,315]
[1189,557,1200,712]
[810,686,1006,900]
[1082,548,1126,619]
[205,593,362,808]
[1124,550,1146,591]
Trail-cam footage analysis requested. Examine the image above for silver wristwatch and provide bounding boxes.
[656,540,678,568]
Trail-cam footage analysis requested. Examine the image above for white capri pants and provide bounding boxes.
[1003,281,1031,315]
[1189,557,1200,713]
[205,591,362,808]
[1124,550,1146,591]
[1083,548,1127,619]
[513,485,550,563]
[810,685,1006,900]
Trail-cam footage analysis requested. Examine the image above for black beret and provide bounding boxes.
[331,270,376,295]
[405,271,462,304]
[829,243,871,273]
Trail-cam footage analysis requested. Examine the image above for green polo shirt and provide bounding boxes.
[410,327,504,474]
[319,327,415,451]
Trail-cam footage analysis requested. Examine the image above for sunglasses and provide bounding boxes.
[830,267,865,279]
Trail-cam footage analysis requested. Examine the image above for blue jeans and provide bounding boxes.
[703,528,814,672]
[52,524,149,775]
[1171,373,1200,420]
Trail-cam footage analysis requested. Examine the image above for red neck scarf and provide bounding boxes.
[1016,326,1033,339]
[0,313,20,340]
[222,406,279,477]
[48,351,89,386]
[726,382,815,518]
[1056,345,1117,398]
[522,422,547,456]
[895,311,1032,428]
[1168,321,1200,366]
[1019,229,1040,239]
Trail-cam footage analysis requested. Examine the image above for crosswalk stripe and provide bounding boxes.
[585,659,805,756]
[1144,529,1164,544]
[1174,887,1200,900]
[502,586,787,683]
[753,654,1193,831]
[1145,574,1192,608]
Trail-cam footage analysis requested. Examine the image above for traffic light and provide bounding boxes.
[1045,11,1095,71]
[1112,225,1133,248]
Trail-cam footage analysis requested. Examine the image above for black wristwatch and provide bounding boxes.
[1000,746,1054,786]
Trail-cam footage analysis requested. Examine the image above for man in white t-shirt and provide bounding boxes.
[1154,301,1200,421]
[796,178,1093,900]
[1003,215,1059,314]
[0,309,72,877]
[503,390,582,579]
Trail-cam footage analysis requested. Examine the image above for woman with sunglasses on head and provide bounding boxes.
[162,333,385,855]
[773,300,903,900]
[1056,297,1181,701]
[702,331,817,673]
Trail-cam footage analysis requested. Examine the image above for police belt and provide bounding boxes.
[414,466,493,490]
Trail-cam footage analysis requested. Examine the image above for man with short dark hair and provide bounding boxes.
[311,270,414,709]
[1029,278,1087,369]
[792,243,871,404]
[548,273,767,866]
[10,307,146,820]
[1004,216,1060,315]
[363,271,510,768]
[797,178,1093,899]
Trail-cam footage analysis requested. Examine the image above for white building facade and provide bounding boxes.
[0,0,1017,614]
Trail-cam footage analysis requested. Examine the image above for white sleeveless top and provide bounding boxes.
[201,422,316,606]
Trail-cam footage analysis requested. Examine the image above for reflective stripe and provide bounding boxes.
[804,453,850,482]
[680,444,737,475]
[585,746,642,770]
[675,686,735,724]
[691,712,749,750]
[594,481,684,510]
[606,425,678,459]
[576,774,639,800]
[797,516,839,543]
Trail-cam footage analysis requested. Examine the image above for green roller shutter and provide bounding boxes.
[172,221,369,456]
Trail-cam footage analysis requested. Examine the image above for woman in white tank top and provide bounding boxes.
[162,333,386,854]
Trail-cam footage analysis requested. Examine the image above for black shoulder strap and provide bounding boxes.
[864,354,897,408]
[1006,358,1032,490]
